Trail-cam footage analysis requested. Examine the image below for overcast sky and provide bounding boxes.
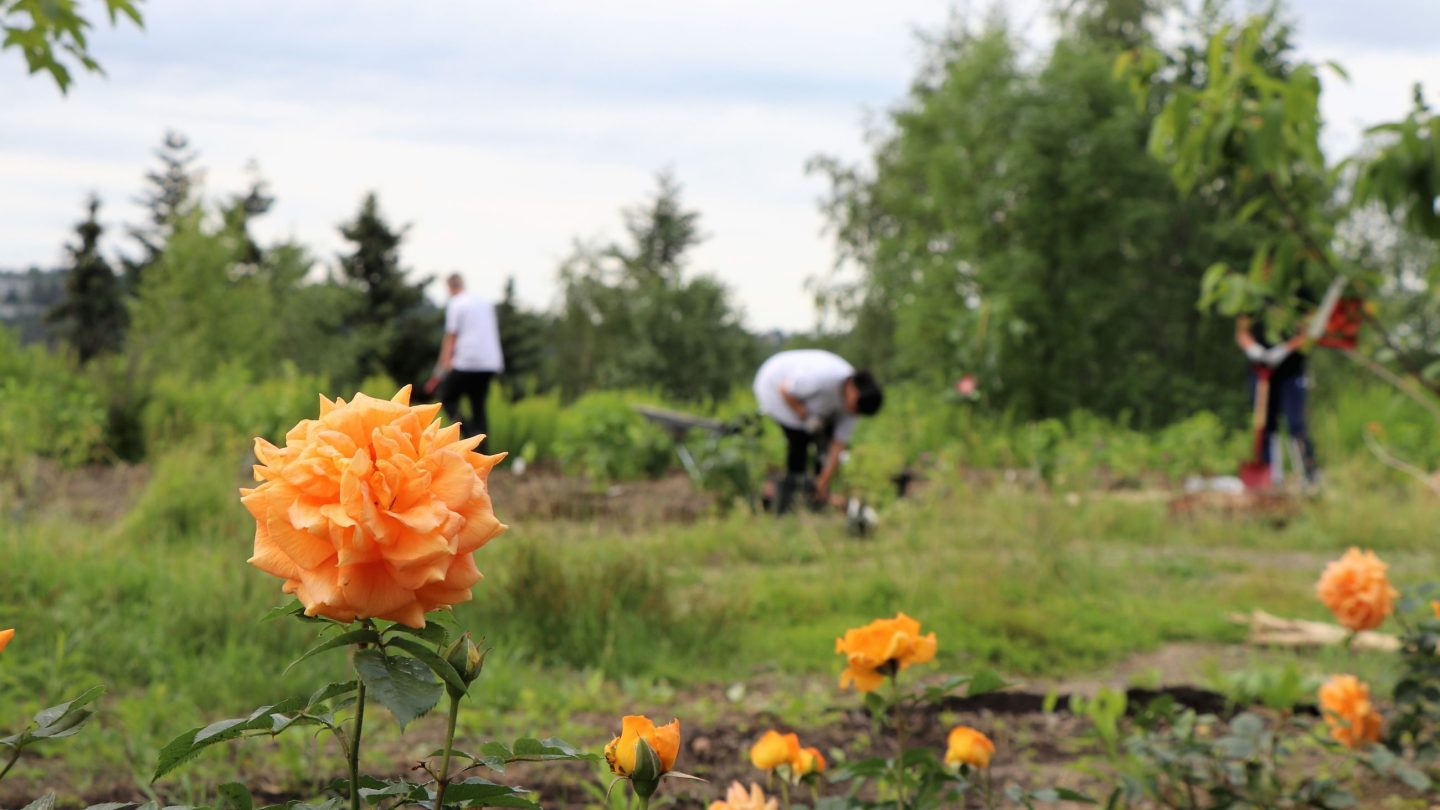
[4,0,1438,331]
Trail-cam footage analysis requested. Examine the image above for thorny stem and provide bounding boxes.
[433,692,463,810]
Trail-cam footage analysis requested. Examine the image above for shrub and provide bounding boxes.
[0,329,105,474]
[554,391,673,483]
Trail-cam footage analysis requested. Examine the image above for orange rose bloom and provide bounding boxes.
[834,613,937,691]
[1315,548,1398,632]
[945,726,995,769]
[709,782,778,810]
[0,628,13,655]
[241,386,506,627]
[749,730,800,770]
[605,715,681,777]
[1318,674,1383,749]
[794,746,826,777]
[1431,600,1440,621]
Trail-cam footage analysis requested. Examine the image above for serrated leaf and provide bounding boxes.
[353,648,442,730]
[215,783,254,810]
[20,795,57,810]
[33,685,104,729]
[385,636,467,695]
[966,669,1007,697]
[307,680,358,708]
[285,628,380,674]
[443,779,536,809]
[387,622,450,646]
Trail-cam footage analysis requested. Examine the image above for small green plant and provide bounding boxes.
[554,392,673,483]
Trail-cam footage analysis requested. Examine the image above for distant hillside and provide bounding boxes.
[0,268,65,344]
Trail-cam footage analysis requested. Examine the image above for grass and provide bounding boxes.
[1,444,1436,804]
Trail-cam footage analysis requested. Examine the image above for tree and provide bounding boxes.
[48,195,127,363]
[336,192,438,387]
[495,276,553,397]
[811,7,1253,425]
[125,130,202,291]
[2,0,143,93]
[552,173,758,403]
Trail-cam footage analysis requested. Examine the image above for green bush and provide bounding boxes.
[0,329,106,473]
[554,391,673,482]
[141,363,330,450]
[488,386,562,464]
[117,443,251,544]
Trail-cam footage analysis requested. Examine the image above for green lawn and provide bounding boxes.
[0,454,1431,804]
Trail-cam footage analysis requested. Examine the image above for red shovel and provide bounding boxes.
[1240,365,1273,490]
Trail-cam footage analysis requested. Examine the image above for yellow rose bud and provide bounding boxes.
[944,726,995,770]
[748,730,800,770]
[793,746,826,777]
[604,715,681,778]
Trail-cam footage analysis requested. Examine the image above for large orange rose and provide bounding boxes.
[604,715,681,778]
[241,386,506,627]
[944,726,995,769]
[0,628,12,655]
[1316,547,1398,632]
[834,613,937,691]
[709,782,778,810]
[1318,674,1383,749]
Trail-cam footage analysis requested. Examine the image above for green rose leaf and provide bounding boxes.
[353,648,442,730]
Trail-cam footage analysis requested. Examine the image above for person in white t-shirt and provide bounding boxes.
[428,273,504,448]
[753,349,883,514]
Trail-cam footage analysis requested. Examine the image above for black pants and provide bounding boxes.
[780,422,831,476]
[441,370,494,448]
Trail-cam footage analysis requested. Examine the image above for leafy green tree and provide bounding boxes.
[552,173,758,403]
[47,194,127,363]
[2,0,142,92]
[812,7,1253,425]
[336,192,439,387]
[495,276,552,397]
[124,130,201,291]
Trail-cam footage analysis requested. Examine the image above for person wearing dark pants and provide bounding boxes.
[429,272,505,450]
[441,370,495,444]
[753,349,883,514]
[1238,311,1319,486]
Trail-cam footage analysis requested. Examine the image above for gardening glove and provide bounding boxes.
[803,414,825,435]
[1243,342,1266,364]
[1262,343,1293,368]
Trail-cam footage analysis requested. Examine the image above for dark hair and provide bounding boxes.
[851,370,883,416]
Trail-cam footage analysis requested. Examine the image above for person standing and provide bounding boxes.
[1237,306,1318,487]
[430,273,504,448]
[753,349,884,514]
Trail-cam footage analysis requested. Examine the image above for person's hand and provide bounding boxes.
[423,375,442,395]
[1243,342,1266,363]
[814,473,831,502]
[1262,344,1293,368]
[803,414,825,434]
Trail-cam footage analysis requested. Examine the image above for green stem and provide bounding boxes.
[349,670,369,810]
[433,692,463,810]
[891,673,907,809]
[0,746,22,783]
[779,777,791,810]
[635,793,649,810]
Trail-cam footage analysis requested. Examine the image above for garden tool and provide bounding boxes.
[1239,366,1274,490]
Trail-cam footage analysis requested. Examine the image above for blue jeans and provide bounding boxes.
[1251,371,1317,480]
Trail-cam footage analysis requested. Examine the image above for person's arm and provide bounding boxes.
[439,332,456,373]
[815,439,845,499]
[1236,315,1266,363]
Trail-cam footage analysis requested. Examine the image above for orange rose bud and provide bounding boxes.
[749,730,800,770]
[1431,600,1440,622]
[793,746,826,777]
[945,726,996,769]
[0,628,13,655]
[709,781,778,810]
[834,613,937,692]
[1316,548,1398,632]
[241,386,507,627]
[604,715,681,778]
[1319,675,1383,749]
